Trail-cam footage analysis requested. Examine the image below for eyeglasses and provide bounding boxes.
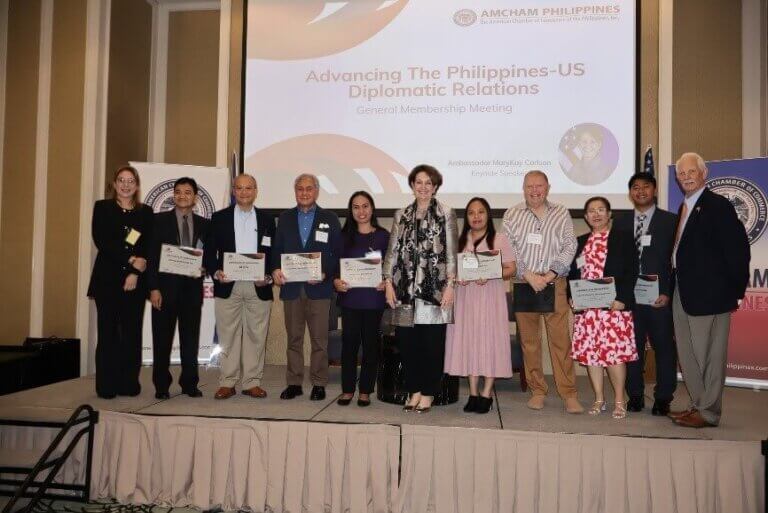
[117,178,136,185]
[234,186,255,191]
[586,207,608,214]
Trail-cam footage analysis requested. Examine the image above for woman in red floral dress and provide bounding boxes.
[569,197,639,419]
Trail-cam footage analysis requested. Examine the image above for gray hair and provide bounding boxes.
[523,169,549,184]
[233,173,257,187]
[294,173,320,189]
[675,152,708,173]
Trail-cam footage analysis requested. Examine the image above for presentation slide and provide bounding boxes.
[243,0,637,210]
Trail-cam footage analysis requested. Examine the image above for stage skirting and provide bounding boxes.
[1,411,763,513]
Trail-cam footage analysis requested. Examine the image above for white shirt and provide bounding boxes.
[633,204,656,236]
[234,206,258,253]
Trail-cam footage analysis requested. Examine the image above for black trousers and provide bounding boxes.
[396,324,446,396]
[626,304,677,402]
[340,307,383,394]
[95,290,146,397]
[151,283,202,393]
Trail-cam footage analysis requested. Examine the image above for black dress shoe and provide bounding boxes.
[155,391,170,400]
[337,395,353,406]
[183,388,203,398]
[310,386,326,401]
[280,385,303,400]
[627,396,645,412]
[475,396,494,414]
[651,400,671,416]
[463,396,479,413]
[357,398,371,407]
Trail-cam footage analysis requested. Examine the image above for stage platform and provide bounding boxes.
[0,365,765,513]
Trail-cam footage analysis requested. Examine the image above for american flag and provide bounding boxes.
[642,145,654,176]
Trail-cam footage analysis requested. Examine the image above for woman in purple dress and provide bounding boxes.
[445,198,516,413]
[333,191,390,406]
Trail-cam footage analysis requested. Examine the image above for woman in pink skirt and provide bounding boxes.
[445,197,516,414]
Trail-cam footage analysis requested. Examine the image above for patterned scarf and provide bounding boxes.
[391,199,449,306]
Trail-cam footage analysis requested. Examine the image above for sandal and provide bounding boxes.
[588,400,606,415]
[612,401,627,419]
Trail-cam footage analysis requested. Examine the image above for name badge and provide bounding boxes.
[462,255,479,269]
[125,228,141,245]
[365,250,382,259]
[315,230,328,243]
[526,233,543,245]
[576,255,586,269]
[261,235,271,247]
[641,234,652,247]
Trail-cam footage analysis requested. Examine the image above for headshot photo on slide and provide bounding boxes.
[558,123,619,186]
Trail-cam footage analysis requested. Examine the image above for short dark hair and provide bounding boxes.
[408,164,443,192]
[174,177,198,195]
[628,173,656,189]
[584,196,611,212]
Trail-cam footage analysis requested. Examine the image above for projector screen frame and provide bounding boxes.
[239,0,643,219]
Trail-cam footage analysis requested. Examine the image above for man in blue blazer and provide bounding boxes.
[203,174,276,400]
[147,177,209,400]
[614,173,678,416]
[669,153,750,428]
[272,174,341,400]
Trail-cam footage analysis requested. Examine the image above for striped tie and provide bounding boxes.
[635,214,646,272]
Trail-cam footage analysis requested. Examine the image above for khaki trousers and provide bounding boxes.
[672,285,730,425]
[214,281,272,389]
[284,289,331,386]
[514,278,578,398]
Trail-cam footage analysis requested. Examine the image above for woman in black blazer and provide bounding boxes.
[568,197,639,419]
[87,165,154,399]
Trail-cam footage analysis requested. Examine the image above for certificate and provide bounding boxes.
[634,274,660,306]
[457,250,503,282]
[281,252,322,282]
[340,257,382,288]
[569,277,616,310]
[158,244,203,278]
[223,252,266,281]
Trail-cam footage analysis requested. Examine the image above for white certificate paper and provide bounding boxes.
[634,274,660,305]
[281,252,322,282]
[223,252,266,281]
[457,250,503,282]
[340,257,382,288]
[569,277,617,310]
[158,244,203,278]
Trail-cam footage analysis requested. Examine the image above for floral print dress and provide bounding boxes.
[571,231,638,367]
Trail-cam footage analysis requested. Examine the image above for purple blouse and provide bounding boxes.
[337,229,390,310]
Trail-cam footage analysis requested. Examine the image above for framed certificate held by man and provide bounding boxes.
[634,274,660,306]
[569,277,616,310]
[223,252,266,281]
[457,250,503,282]
[159,244,203,278]
[281,252,322,282]
[340,257,382,288]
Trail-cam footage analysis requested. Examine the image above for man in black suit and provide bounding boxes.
[615,173,678,415]
[272,173,341,401]
[147,177,209,399]
[669,152,750,428]
[203,174,276,400]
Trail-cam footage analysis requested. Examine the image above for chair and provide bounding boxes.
[506,292,527,392]
[0,404,99,513]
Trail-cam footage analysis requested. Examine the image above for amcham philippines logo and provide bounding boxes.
[708,176,767,245]
[453,9,478,26]
[248,1,409,60]
[145,180,216,219]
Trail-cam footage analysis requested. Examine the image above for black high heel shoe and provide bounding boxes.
[463,396,479,412]
[475,396,494,414]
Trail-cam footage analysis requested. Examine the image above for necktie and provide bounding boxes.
[635,214,646,272]
[673,203,688,268]
[182,215,191,246]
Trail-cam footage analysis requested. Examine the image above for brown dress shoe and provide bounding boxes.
[673,410,715,428]
[667,408,695,420]
[214,387,236,400]
[242,386,267,398]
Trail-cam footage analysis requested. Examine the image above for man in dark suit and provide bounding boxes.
[203,174,276,400]
[147,177,209,399]
[669,152,750,427]
[615,173,678,415]
[272,173,341,400]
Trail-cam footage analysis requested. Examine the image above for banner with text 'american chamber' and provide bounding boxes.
[668,157,768,388]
